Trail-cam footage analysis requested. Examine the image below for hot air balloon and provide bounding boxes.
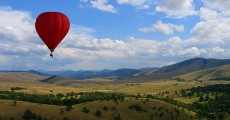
[35,12,70,58]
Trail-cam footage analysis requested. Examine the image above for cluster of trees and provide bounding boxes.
[128,104,146,112]
[22,109,69,120]
[189,84,230,119]
[23,109,42,120]
[210,76,230,81]
[11,87,27,91]
[154,84,230,119]
[173,77,186,82]
[81,106,121,119]
[154,97,196,112]
[0,91,125,106]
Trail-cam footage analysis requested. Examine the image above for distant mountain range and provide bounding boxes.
[1,57,230,82]
[131,57,230,81]
[40,68,158,80]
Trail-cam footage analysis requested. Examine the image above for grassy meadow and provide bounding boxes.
[0,71,230,119]
[0,98,195,120]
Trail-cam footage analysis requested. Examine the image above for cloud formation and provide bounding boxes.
[116,0,152,9]
[140,21,184,35]
[1,1,230,70]
[191,18,230,43]
[156,0,197,18]
[203,0,230,17]
[90,0,117,13]
[199,7,218,20]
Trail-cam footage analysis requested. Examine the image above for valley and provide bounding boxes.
[0,58,230,120]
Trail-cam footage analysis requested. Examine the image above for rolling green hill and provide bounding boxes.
[173,64,230,81]
[131,57,230,81]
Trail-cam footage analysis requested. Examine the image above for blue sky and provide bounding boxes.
[0,0,230,70]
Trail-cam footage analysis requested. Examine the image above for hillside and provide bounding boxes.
[131,57,230,81]
[173,64,230,81]
[0,72,49,83]
[156,57,230,73]
[0,97,195,120]
[40,75,77,84]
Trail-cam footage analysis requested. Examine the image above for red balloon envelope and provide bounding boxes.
[35,12,70,57]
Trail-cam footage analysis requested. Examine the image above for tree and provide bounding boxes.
[103,106,108,111]
[155,112,158,116]
[95,109,102,117]
[199,96,204,102]
[205,95,209,101]
[175,91,178,95]
[23,109,35,120]
[160,112,164,118]
[128,104,143,112]
[12,101,17,106]
[175,108,179,116]
[63,117,69,120]
[37,115,42,120]
[219,112,229,120]
[171,115,174,120]
[157,107,162,111]
[82,107,89,113]
[66,105,73,111]
[57,93,64,98]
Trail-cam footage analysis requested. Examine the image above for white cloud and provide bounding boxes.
[1,5,230,70]
[140,21,184,35]
[203,0,230,17]
[191,18,230,43]
[90,0,117,13]
[116,0,151,9]
[178,47,201,56]
[0,6,45,56]
[80,0,154,11]
[117,0,147,6]
[199,7,218,20]
[156,0,197,18]
[212,46,224,53]
[0,6,35,42]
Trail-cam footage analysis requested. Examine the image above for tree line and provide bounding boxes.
[0,91,125,106]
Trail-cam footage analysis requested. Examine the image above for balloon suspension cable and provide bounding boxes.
[50,52,53,58]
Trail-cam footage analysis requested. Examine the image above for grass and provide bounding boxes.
[0,82,83,94]
[0,80,202,95]
[1,70,229,95]
[0,70,230,119]
[0,98,195,120]
[1,79,229,95]
[174,97,199,104]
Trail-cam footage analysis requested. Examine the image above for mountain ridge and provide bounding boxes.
[1,57,230,82]
[130,57,230,81]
